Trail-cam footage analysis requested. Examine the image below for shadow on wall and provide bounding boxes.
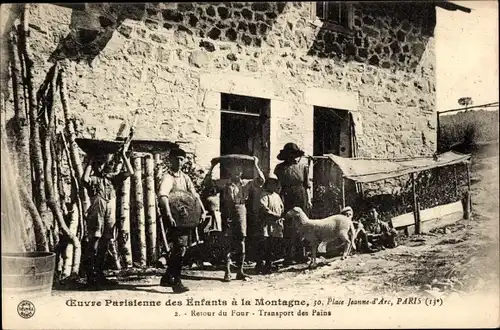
[48,3,146,64]
[48,2,288,64]
[307,2,436,73]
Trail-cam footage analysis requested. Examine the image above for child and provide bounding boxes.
[353,207,398,252]
[82,148,134,288]
[256,174,284,275]
[221,157,265,282]
[157,148,207,293]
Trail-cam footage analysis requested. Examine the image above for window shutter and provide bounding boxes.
[310,1,317,20]
[346,4,354,30]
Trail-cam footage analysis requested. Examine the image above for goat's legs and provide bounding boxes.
[308,242,318,269]
[341,232,352,260]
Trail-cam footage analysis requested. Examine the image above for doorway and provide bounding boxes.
[312,106,354,216]
[220,93,271,178]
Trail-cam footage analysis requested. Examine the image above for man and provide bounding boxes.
[157,148,207,293]
[221,157,265,282]
[82,149,134,288]
[355,207,398,252]
[273,142,312,266]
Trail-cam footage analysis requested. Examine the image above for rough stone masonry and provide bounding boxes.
[2,2,437,172]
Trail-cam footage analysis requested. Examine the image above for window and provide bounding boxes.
[220,93,271,178]
[221,94,268,117]
[311,2,353,32]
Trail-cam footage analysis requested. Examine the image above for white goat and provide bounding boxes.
[285,207,357,268]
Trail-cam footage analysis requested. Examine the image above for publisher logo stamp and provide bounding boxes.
[17,300,35,319]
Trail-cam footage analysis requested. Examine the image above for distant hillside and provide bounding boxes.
[439,109,499,151]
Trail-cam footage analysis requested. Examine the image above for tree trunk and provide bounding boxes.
[58,69,89,214]
[39,62,82,276]
[8,29,32,194]
[18,179,48,251]
[50,138,61,249]
[61,202,79,279]
[19,7,51,230]
[59,132,85,240]
[132,156,147,267]
[144,154,157,265]
[117,176,133,268]
[43,132,81,275]
[153,153,164,255]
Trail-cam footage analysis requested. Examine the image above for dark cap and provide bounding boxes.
[169,148,187,158]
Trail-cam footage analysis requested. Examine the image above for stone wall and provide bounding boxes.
[2,2,437,172]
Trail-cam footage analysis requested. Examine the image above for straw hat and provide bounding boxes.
[277,142,305,160]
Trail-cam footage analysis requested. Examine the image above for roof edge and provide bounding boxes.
[435,1,472,13]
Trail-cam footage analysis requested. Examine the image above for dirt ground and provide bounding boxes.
[3,144,497,329]
[49,144,499,301]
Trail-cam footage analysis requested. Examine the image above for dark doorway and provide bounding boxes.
[220,93,271,179]
[312,106,355,217]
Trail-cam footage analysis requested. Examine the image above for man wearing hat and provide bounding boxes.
[157,148,207,293]
[362,207,398,250]
[340,206,354,219]
[273,142,312,266]
[347,207,396,253]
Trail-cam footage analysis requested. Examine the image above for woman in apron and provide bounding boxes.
[273,143,312,266]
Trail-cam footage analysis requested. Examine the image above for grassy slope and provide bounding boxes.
[439,109,499,151]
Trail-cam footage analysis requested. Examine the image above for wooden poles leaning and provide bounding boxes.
[38,63,82,277]
[132,155,147,267]
[18,182,49,252]
[58,69,89,214]
[8,29,32,193]
[19,7,50,230]
[144,154,157,265]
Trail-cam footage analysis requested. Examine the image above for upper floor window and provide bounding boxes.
[52,3,86,11]
[311,2,353,32]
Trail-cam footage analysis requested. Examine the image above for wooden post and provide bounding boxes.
[453,165,459,199]
[62,203,79,279]
[466,162,471,192]
[341,177,346,209]
[118,176,133,268]
[153,153,162,257]
[464,162,472,220]
[412,173,421,234]
[132,156,147,267]
[436,111,441,152]
[144,154,157,265]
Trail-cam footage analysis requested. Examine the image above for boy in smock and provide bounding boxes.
[256,174,284,275]
[82,149,134,288]
[221,157,265,282]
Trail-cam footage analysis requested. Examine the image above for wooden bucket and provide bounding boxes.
[2,252,56,299]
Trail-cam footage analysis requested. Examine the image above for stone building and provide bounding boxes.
[2,2,470,175]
